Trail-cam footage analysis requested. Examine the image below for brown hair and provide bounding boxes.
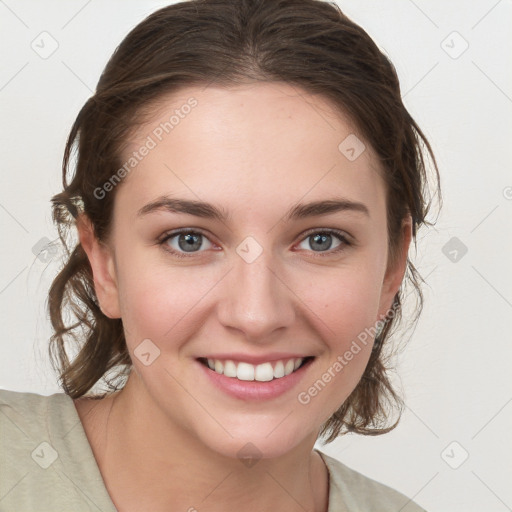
[48,0,440,442]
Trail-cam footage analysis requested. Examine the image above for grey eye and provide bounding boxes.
[297,232,343,252]
[167,232,213,253]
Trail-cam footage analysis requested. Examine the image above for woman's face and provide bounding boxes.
[81,82,409,459]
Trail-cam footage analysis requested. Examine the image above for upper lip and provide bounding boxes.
[198,353,314,365]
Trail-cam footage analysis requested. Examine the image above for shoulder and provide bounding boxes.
[0,388,68,442]
[316,449,427,512]
[0,388,77,452]
[0,387,68,416]
[0,388,116,512]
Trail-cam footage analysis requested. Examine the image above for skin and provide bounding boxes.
[75,82,411,512]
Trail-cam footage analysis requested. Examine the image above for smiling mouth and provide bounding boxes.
[197,356,315,382]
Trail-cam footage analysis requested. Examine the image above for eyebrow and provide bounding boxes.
[136,196,370,222]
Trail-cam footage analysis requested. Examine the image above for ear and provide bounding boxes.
[76,213,121,319]
[377,216,413,321]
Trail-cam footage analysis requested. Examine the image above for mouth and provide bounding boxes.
[197,356,315,382]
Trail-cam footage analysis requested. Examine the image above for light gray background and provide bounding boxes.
[1,1,511,511]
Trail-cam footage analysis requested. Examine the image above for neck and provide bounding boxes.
[77,371,329,512]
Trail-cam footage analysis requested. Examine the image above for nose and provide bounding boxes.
[216,247,296,343]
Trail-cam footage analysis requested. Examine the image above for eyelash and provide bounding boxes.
[158,227,352,259]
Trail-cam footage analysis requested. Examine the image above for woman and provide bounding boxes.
[0,0,439,510]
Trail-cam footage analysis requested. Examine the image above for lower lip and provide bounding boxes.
[196,358,314,401]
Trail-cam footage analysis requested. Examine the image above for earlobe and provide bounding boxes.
[76,214,121,319]
[377,216,413,320]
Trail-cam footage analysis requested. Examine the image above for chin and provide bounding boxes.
[192,417,317,462]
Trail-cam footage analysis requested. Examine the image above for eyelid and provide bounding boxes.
[158,226,212,243]
[298,227,353,244]
[158,227,353,258]
[293,227,352,255]
[158,227,217,258]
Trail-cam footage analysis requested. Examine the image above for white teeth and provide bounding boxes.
[223,360,237,378]
[273,361,285,378]
[237,362,255,381]
[205,357,306,381]
[255,362,274,382]
[284,359,295,376]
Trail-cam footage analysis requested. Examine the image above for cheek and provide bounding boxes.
[293,268,383,415]
[116,258,219,345]
[300,263,384,343]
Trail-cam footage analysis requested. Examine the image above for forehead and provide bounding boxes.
[116,82,385,222]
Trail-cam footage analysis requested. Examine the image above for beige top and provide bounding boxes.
[0,389,426,511]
